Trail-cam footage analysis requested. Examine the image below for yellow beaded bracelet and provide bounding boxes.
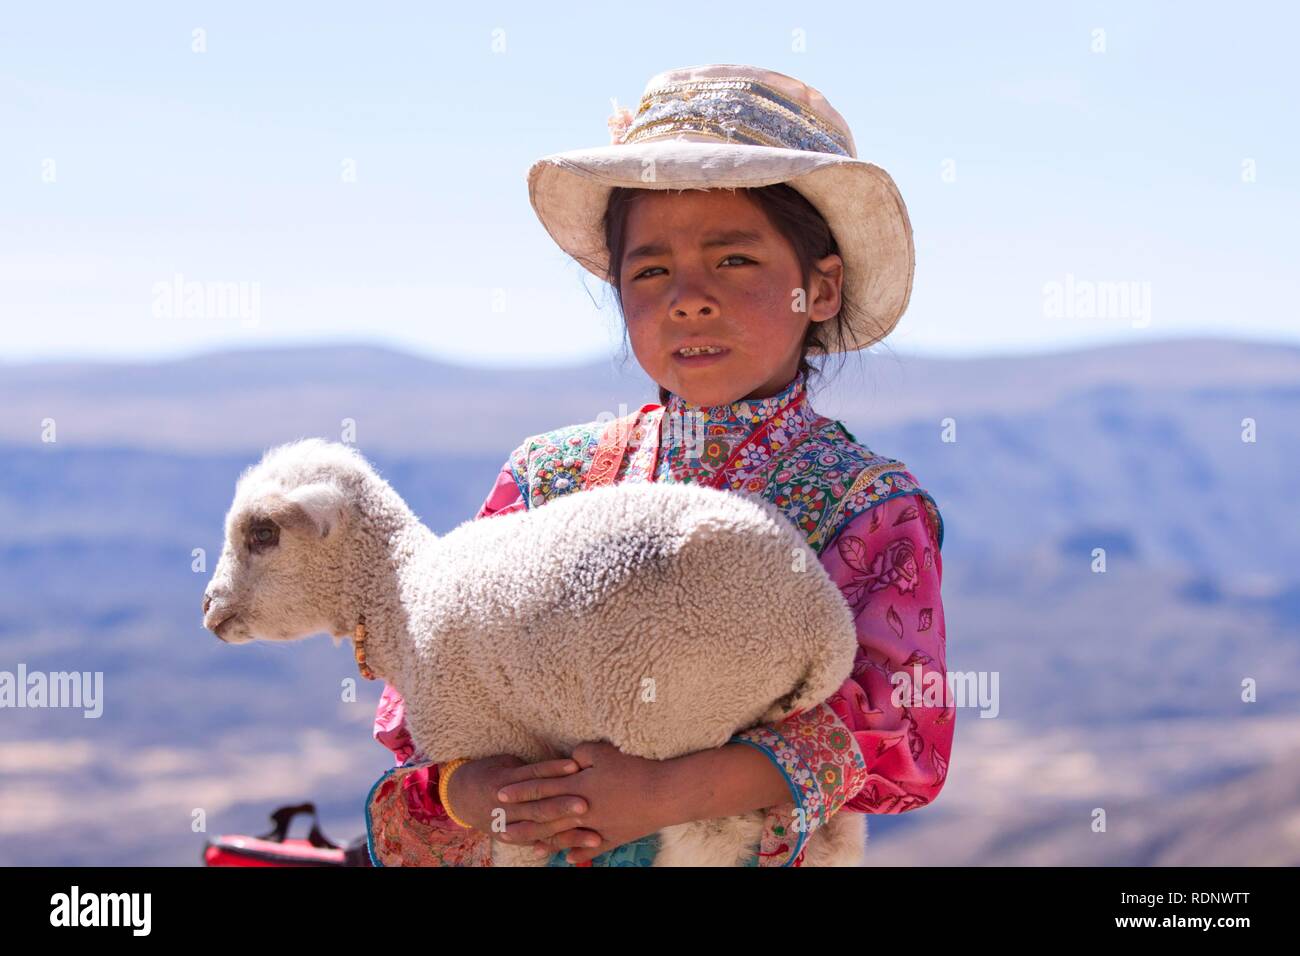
[437,757,474,829]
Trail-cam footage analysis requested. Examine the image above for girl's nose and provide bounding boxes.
[669,280,717,319]
[673,303,715,319]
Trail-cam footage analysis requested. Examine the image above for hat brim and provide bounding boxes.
[527,139,915,353]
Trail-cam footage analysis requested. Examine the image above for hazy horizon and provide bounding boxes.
[4,331,1298,373]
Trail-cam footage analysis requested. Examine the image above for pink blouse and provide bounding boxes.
[368,455,951,866]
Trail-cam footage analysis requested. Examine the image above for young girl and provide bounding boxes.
[365,64,951,867]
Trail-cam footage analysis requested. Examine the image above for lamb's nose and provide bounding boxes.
[202,593,212,615]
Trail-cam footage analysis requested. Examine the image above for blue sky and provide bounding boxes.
[1,1,1296,367]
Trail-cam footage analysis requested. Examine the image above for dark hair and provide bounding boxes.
[597,183,861,406]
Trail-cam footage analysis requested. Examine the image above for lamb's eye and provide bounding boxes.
[248,523,279,550]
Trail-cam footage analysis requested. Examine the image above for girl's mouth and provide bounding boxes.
[672,346,729,366]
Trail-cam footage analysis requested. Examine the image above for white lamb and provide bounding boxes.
[200,437,866,866]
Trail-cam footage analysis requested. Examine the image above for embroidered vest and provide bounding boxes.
[507,401,944,556]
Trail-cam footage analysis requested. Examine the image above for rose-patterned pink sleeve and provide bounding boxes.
[728,492,952,864]
[365,456,526,865]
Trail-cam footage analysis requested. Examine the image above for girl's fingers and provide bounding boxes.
[495,778,563,806]
[564,843,608,865]
[524,827,604,855]
[542,827,604,850]
[497,769,583,806]
[501,818,600,846]
[505,758,580,782]
[500,794,588,826]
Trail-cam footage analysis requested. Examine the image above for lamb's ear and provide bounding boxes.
[263,482,348,538]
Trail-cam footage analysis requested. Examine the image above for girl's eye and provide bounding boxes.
[632,256,752,280]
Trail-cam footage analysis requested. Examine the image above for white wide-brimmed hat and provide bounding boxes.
[526,63,915,353]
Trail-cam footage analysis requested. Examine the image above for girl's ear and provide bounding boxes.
[262,483,349,538]
[809,254,845,322]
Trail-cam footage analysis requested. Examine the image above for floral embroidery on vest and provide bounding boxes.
[509,372,944,556]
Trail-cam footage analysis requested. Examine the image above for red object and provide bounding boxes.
[203,803,359,867]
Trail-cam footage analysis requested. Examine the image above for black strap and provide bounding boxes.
[257,803,341,849]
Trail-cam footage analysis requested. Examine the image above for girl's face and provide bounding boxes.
[617,188,843,407]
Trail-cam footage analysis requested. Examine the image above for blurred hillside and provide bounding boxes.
[1,337,1297,864]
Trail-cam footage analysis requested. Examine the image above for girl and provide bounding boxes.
[365,64,951,867]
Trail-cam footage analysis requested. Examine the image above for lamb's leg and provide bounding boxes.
[491,840,551,867]
[654,810,866,867]
[798,811,867,866]
[653,812,765,866]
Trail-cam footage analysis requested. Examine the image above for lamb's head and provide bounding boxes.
[201,438,377,645]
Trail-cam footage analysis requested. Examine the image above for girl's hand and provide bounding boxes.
[445,754,603,851]
[496,741,674,865]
